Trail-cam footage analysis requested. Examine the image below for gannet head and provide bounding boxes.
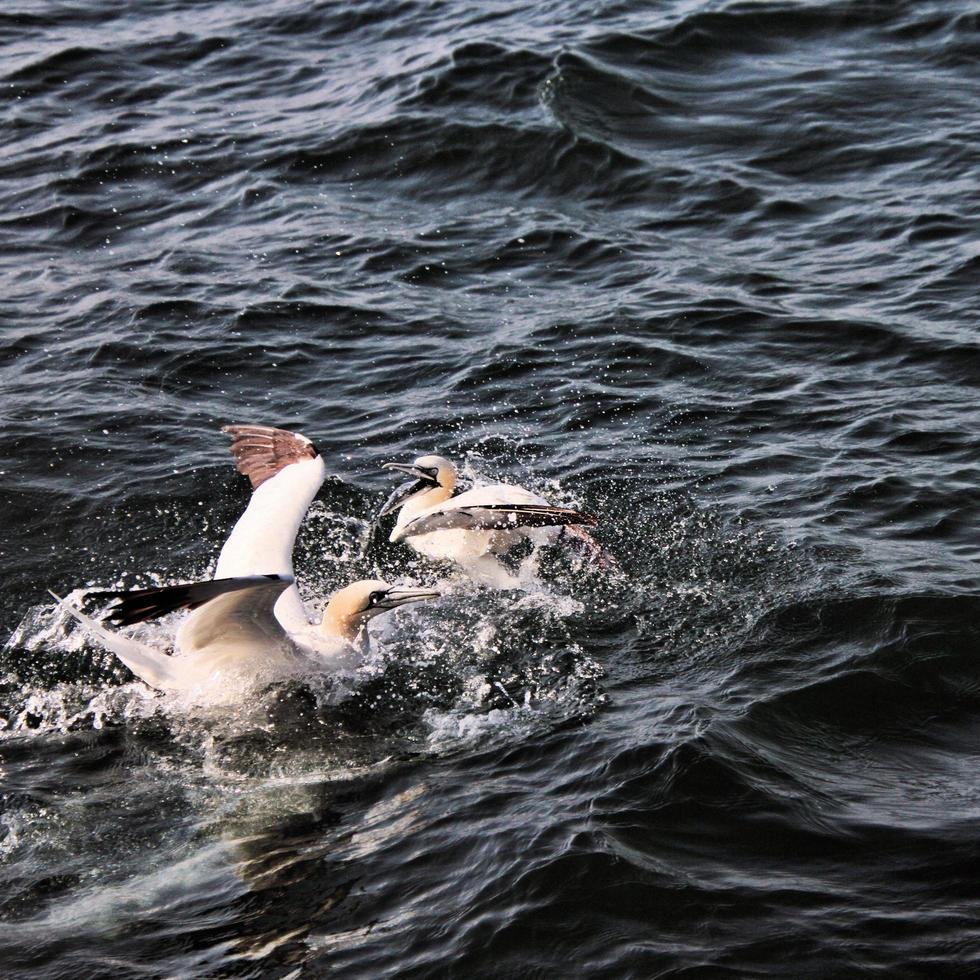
[320,579,440,642]
[378,454,457,518]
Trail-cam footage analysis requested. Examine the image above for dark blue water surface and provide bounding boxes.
[2,0,979,975]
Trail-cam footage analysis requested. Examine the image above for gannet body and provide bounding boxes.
[59,574,437,702]
[57,426,439,702]
[379,455,603,586]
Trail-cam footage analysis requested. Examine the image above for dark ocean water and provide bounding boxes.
[2,0,979,975]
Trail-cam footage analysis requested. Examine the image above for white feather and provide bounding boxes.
[51,592,186,692]
[214,455,328,633]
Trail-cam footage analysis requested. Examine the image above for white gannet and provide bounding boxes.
[55,424,439,701]
[377,454,606,586]
[57,574,438,702]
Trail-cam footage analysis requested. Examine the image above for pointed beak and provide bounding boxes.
[382,462,424,478]
[377,477,427,518]
[376,587,441,610]
[377,462,437,518]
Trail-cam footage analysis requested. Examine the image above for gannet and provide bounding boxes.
[377,454,605,586]
[57,574,438,702]
[55,424,439,701]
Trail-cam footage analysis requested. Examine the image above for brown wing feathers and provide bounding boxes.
[222,425,318,489]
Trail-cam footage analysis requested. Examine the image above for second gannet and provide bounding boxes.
[378,454,605,586]
[57,574,438,702]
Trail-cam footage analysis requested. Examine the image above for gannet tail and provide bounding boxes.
[49,591,183,691]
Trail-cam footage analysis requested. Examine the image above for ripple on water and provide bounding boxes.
[2,0,979,974]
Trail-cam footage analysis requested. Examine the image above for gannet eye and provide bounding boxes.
[367,590,385,608]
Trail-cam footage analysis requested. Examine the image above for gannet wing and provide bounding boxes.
[51,591,187,691]
[223,425,320,491]
[85,575,295,656]
[215,425,328,632]
[85,574,294,626]
[398,502,597,538]
[176,576,295,654]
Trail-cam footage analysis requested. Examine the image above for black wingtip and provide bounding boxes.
[84,574,293,627]
[478,503,599,527]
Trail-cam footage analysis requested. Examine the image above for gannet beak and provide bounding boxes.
[378,478,427,518]
[382,462,423,478]
[378,462,439,518]
[376,586,441,610]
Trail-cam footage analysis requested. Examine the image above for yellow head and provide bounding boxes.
[378,454,456,518]
[319,579,440,642]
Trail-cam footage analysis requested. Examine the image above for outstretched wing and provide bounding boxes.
[85,574,294,626]
[401,502,597,538]
[86,574,294,659]
[176,576,295,654]
[557,525,620,571]
[215,425,328,632]
[68,576,296,686]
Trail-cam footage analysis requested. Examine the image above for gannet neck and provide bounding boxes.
[319,598,363,643]
[395,482,453,530]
